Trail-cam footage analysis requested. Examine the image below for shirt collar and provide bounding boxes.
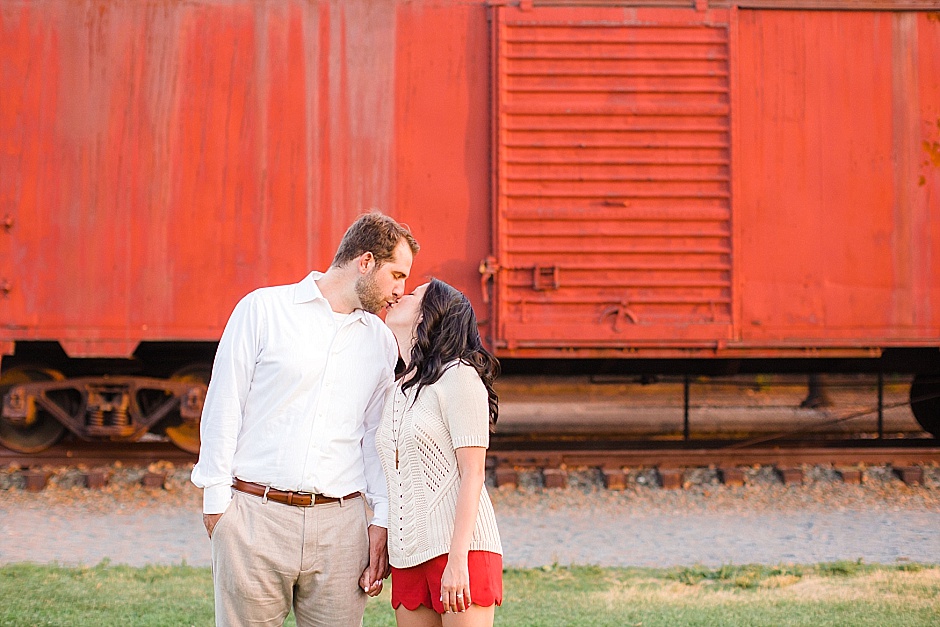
[293,271,369,325]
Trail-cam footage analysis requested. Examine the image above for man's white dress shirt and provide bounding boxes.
[191,272,396,527]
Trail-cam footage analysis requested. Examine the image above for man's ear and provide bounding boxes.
[358,251,375,274]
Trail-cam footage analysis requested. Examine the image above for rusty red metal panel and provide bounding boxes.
[0,0,404,357]
[493,6,734,352]
[735,9,940,345]
[2,0,938,363]
[391,3,493,311]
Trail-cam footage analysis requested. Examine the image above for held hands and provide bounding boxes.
[359,525,390,597]
[440,553,471,613]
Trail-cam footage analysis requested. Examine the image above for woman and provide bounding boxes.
[376,279,502,627]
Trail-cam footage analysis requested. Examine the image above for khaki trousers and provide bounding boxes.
[210,490,369,627]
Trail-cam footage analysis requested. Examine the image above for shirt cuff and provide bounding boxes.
[203,484,234,514]
[369,500,388,528]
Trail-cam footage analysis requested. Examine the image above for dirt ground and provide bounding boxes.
[1,462,939,568]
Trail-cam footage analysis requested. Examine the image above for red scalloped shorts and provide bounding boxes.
[390,551,503,614]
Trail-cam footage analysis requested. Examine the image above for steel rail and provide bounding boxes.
[0,441,196,468]
[491,440,940,468]
[3,438,938,470]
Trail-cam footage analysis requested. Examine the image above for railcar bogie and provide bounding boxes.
[0,349,208,453]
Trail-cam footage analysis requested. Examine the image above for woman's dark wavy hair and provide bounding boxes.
[399,278,499,430]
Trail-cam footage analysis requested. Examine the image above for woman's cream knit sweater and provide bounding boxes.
[377,361,503,568]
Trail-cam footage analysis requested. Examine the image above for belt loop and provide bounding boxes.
[339,496,345,507]
[262,485,270,505]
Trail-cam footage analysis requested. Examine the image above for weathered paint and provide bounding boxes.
[734,9,940,344]
[1,0,938,362]
[1,0,416,356]
[493,6,734,350]
[489,4,939,357]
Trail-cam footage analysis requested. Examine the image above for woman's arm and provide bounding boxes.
[441,445,487,613]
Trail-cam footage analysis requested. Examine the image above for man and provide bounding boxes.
[191,212,419,626]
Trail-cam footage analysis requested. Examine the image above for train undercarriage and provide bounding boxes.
[0,344,211,454]
[0,344,938,455]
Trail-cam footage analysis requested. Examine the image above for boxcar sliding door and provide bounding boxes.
[491,5,734,357]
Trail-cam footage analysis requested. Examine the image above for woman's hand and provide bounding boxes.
[440,553,471,613]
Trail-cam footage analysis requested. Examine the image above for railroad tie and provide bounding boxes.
[601,468,626,491]
[658,467,683,490]
[22,468,52,492]
[836,467,862,484]
[893,466,923,486]
[494,466,518,489]
[141,471,167,489]
[542,468,568,489]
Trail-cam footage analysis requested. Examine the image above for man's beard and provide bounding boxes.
[355,269,385,314]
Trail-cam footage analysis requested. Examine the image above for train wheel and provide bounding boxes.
[164,363,211,454]
[911,374,940,438]
[0,366,68,453]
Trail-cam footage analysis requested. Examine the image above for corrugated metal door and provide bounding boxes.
[493,6,733,355]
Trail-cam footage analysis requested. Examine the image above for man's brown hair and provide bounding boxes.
[331,211,419,268]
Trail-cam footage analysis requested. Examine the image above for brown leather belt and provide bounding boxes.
[232,478,361,507]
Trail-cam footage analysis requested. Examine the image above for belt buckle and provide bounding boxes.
[294,490,314,507]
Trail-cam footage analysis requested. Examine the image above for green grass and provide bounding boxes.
[1,561,938,626]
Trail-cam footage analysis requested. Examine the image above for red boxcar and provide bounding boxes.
[1,0,939,453]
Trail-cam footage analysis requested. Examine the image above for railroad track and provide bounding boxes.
[2,436,938,471]
[490,438,940,469]
[0,441,197,468]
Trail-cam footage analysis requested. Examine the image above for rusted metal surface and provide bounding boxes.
[0,0,458,357]
[0,0,938,369]
[2,376,205,444]
[491,442,940,468]
[492,1,940,9]
[734,10,940,347]
[0,441,197,467]
[490,5,940,358]
[4,437,937,471]
[493,6,734,351]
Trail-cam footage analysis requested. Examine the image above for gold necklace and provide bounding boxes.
[391,383,409,470]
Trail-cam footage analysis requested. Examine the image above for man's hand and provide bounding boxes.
[203,513,223,539]
[359,525,389,597]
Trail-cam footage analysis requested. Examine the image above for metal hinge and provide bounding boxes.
[479,256,501,304]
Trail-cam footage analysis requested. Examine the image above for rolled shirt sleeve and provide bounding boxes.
[190,292,263,514]
[362,366,394,527]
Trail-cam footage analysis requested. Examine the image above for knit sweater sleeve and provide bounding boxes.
[438,362,490,450]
